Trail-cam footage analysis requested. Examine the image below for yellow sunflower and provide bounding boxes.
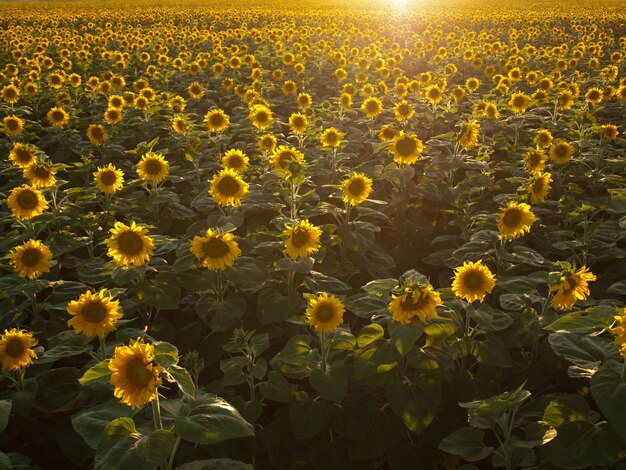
[23,162,57,188]
[9,239,53,279]
[284,220,322,259]
[249,104,273,130]
[205,108,230,133]
[67,290,123,338]
[3,115,24,137]
[94,164,124,194]
[378,125,397,142]
[137,152,169,184]
[584,87,603,106]
[320,127,344,148]
[1,84,20,104]
[524,148,547,174]
[452,260,496,303]
[7,185,48,220]
[305,293,345,333]
[459,120,480,151]
[393,100,414,122]
[361,96,383,118]
[528,172,553,203]
[271,145,305,172]
[103,108,123,125]
[47,106,69,127]
[8,143,37,168]
[342,173,373,206]
[190,229,241,270]
[509,92,530,114]
[296,93,312,110]
[259,134,277,153]
[87,124,108,145]
[549,140,574,164]
[611,308,626,346]
[535,129,553,148]
[390,131,423,165]
[209,168,249,207]
[0,329,37,371]
[601,124,619,141]
[288,112,308,134]
[549,265,596,311]
[187,81,204,99]
[220,149,249,174]
[423,85,444,104]
[108,338,163,409]
[106,221,154,267]
[388,285,442,324]
[171,116,188,135]
[497,202,538,241]
[557,90,574,110]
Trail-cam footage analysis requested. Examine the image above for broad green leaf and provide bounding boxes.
[0,400,11,434]
[167,365,196,398]
[356,323,385,348]
[386,378,440,433]
[543,394,589,428]
[35,367,81,413]
[590,368,626,444]
[362,278,397,296]
[79,360,112,385]
[388,321,423,355]
[544,306,615,333]
[39,332,92,363]
[258,371,294,403]
[344,293,388,319]
[288,398,331,440]
[71,400,135,449]
[548,332,616,369]
[472,304,513,332]
[461,385,531,430]
[309,362,348,403]
[154,341,179,369]
[439,427,493,462]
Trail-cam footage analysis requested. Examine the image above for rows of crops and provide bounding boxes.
[1,0,626,468]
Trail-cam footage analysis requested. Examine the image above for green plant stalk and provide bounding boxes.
[167,436,181,470]
[98,334,107,360]
[152,394,163,431]
[320,331,327,373]
[462,302,474,370]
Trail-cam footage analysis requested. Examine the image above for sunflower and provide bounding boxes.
[611,308,626,346]
[137,152,169,184]
[67,290,123,338]
[509,92,530,114]
[497,202,538,241]
[94,164,124,194]
[0,329,37,371]
[23,162,56,188]
[549,140,574,164]
[249,104,273,130]
[47,106,69,127]
[106,221,154,267]
[339,92,352,109]
[557,90,574,110]
[258,133,277,153]
[524,148,547,174]
[390,131,423,165]
[378,125,397,142]
[549,265,596,310]
[1,84,20,104]
[209,168,249,207]
[103,107,123,125]
[108,338,163,409]
[271,145,305,172]
[393,100,414,122]
[9,239,53,279]
[187,81,204,99]
[205,108,230,133]
[452,260,496,303]
[465,77,481,92]
[342,173,373,205]
[288,112,308,134]
[284,220,322,259]
[616,85,626,103]
[7,185,48,220]
[3,115,24,137]
[220,149,249,174]
[87,124,108,145]
[528,172,553,203]
[8,142,37,168]
[388,285,442,324]
[584,87,603,105]
[296,93,312,110]
[423,85,444,104]
[535,129,553,148]
[171,116,189,135]
[305,293,345,333]
[190,229,241,270]
[320,128,344,148]
[108,95,125,110]
[601,124,619,141]
[361,96,383,118]
[459,120,480,151]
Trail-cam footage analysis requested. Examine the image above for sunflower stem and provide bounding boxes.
[216,270,224,302]
[622,359,626,382]
[167,436,182,470]
[320,331,327,373]
[151,394,163,431]
[99,335,107,360]
[462,302,474,370]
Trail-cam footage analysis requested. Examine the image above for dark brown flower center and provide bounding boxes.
[21,248,42,267]
[81,301,108,323]
[348,178,365,196]
[464,272,483,290]
[17,189,38,210]
[216,175,241,196]
[396,137,417,156]
[5,338,25,358]
[144,159,163,175]
[502,208,522,228]
[6,118,20,130]
[202,237,230,259]
[100,171,117,186]
[315,304,335,322]
[291,228,311,248]
[400,291,428,311]
[126,357,153,388]
[15,148,34,163]
[209,113,225,127]
[51,110,65,122]
[117,231,144,255]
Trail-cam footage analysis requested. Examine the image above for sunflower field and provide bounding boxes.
[1,0,626,468]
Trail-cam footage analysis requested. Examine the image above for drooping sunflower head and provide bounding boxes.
[23,162,56,188]
[137,152,169,184]
[271,145,305,173]
[288,112,308,134]
[320,127,344,148]
[528,172,553,204]
[221,149,250,174]
[361,96,383,118]
[106,221,154,267]
[3,115,24,137]
[451,260,496,303]
[249,104,273,130]
[205,108,230,133]
[600,124,619,142]
[47,106,69,127]
[283,219,322,259]
[9,143,37,168]
[497,201,538,241]
[458,120,480,151]
[305,293,345,333]
[509,92,530,114]
[190,229,241,270]
[7,184,48,220]
[388,285,442,324]
[209,168,249,207]
[67,289,123,338]
[549,265,596,310]
[94,164,124,194]
[524,148,547,174]
[342,173,373,206]
[9,239,53,280]
[549,140,574,164]
[390,131,423,165]
[0,328,37,371]
[87,124,108,145]
[108,338,163,409]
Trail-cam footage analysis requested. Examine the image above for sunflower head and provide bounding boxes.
[205,108,230,133]
[209,168,249,207]
[47,106,69,127]
[535,129,553,148]
[509,92,530,114]
[221,149,250,174]
[94,164,124,194]
[9,143,37,168]
[320,127,344,148]
[0,328,38,371]
[288,112,308,134]
[9,239,53,279]
[87,124,108,145]
[305,293,345,333]
[249,104,273,130]
[283,220,322,259]
[3,115,24,137]
[361,96,383,118]
[424,85,443,104]
[390,131,423,165]
[549,264,596,310]
[378,125,397,142]
[137,152,169,184]
[388,285,442,324]
[393,100,414,122]
[258,133,277,153]
[549,140,574,164]
[452,260,496,303]
[104,107,123,125]
[106,221,154,267]
[342,173,373,206]
[601,124,619,141]
[67,289,123,338]
[528,172,553,203]
[611,308,626,346]
[271,145,305,175]
[23,162,57,188]
[7,184,48,220]
[190,229,241,270]
[459,120,480,151]
[497,201,538,241]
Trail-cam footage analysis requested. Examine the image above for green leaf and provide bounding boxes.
[35,367,81,413]
[472,304,514,332]
[71,400,135,449]
[309,362,348,403]
[258,371,294,403]
[362,278,397,296]
[548,332,615,370]
[288,398,331,439]
[95,418,175,470]
[344,293,388,319]
[461,385,531,430]
[471,336,513,367]
[39,332,92,363]
[167,365,196,398]
[386,378,440,433]
[270,335,316,379]
[590,368,626,444]
[154,341,179,369]
[543,394,590,428]
[544,306,615,333]
[356,323,385,348]
[178,459,253,470]
[0,400,11,434]
[439,427,493,462]
[79,360,112,385]
[174,393,254,444]
[388,321,423,355]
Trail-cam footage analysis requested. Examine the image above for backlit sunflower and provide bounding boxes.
[452,260,496,303]
[549,140,574,164]
[87,124,108,145]
[497,202,538,241]
[190,229,241,270]
[67,289,123,338]
[584,87,603,105]
[9,239,53,279]
[108,338,163,409]
[284,220,322,259]
[3,115,24,137]
[320,127,344,148]
[509,92,530,114]
[296,93,312,110]
[388,285,442,324]
[23,162,56,188]
[601,124,619,141]
[361,96,383,118]
[557,90,574,110]
[549,265,596,310]
[305,293,345,333]
[9,143,37,168]
[171,116,189,135]
[271,145,305,172]
[393,100,414,122]
[535,129,553,148]
[378,125,397,142]
[137,152,169,184]
[611,308,626,346]
[524,148,547,174]
[528,172,553,203]
[205,108,230,133]
[423,85,443,104]
[103,107,123,125]
[259,134,277,153]
[342,173,373,206]
[106,221,154,267]
[1,84,20,104]
[47,106,69,127]
[94,164,124,194]
[249,104,273,130]
[7,185,48,220]
[459,120,480,151]
[209,168,249,207]
[0,329,37,371]
[288,112,308,134]
[390,131,423,165]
